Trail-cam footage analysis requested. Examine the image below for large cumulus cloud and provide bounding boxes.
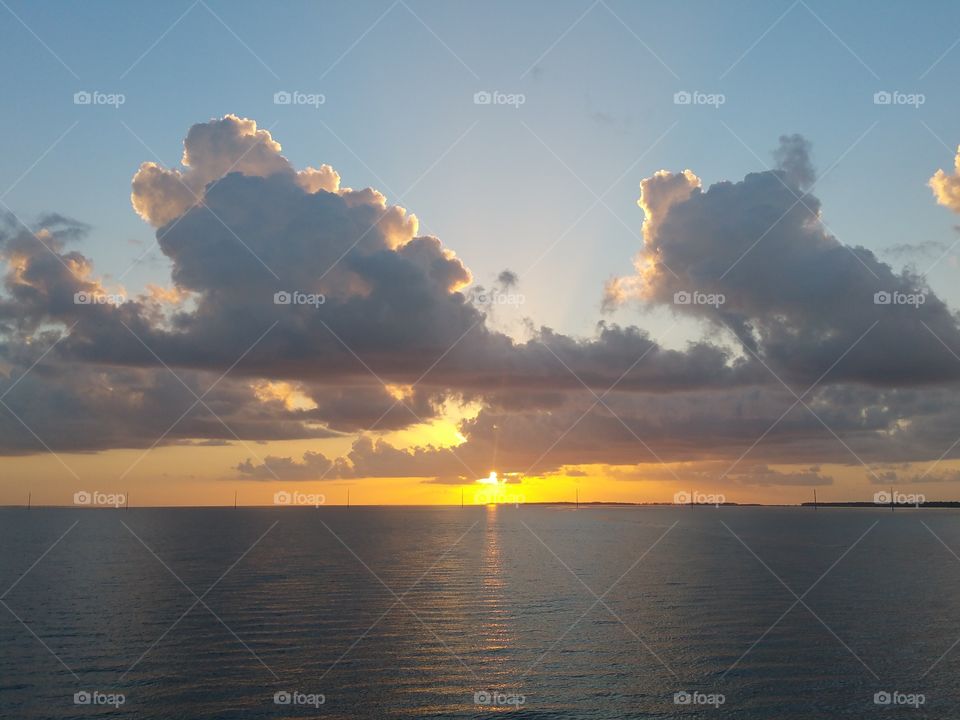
[5,120,960,491]
[131,115,341,226]
[0,117,752,457]
[7,117,756,397]
[605,135,960,386]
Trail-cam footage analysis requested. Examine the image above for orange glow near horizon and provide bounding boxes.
[3,442,960,508]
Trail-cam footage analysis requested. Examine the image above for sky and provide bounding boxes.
[3,0,960,506]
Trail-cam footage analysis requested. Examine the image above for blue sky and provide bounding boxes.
[3,0,960,343]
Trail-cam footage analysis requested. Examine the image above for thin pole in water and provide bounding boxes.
[813,488,817,511]
[234,491,237,509]
[27,492,30,510]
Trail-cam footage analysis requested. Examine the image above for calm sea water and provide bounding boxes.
[1,505,959,718]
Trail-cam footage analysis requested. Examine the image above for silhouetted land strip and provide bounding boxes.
[799,501,960,508]
[6,501,960,508]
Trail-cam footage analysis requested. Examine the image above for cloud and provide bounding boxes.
[732,464,833,487]
[4,118,755,398]
[0,119,750,458]
[235,435,475,482]
[772,133,815,190]
[867,465,960,485]
[930,145,960,213]
[6,121,960,496]
[604,462,833,487]
[606,134,960,387]
[236,451,337,481]
[0,348,338,455]
[497,269,519,288]
[234,378,960,484]
[882,239,950,260]
[131,115,340,226]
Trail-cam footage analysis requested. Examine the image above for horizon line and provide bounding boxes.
[3,500,959,509]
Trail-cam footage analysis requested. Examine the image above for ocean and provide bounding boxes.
[1,505,958,718]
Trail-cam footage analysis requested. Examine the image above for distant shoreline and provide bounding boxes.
[3,501,960,509]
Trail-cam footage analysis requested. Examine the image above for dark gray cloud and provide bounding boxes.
[772,133,815,190]
[5,121,960,491]
[882,239,950,260]
[0,349,337,455]
[0,119,751,457]
[607,135,960,388]
[234,380,960,483]
[2,119,758,396]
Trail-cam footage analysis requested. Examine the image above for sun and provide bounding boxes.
[476,471,501,485]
